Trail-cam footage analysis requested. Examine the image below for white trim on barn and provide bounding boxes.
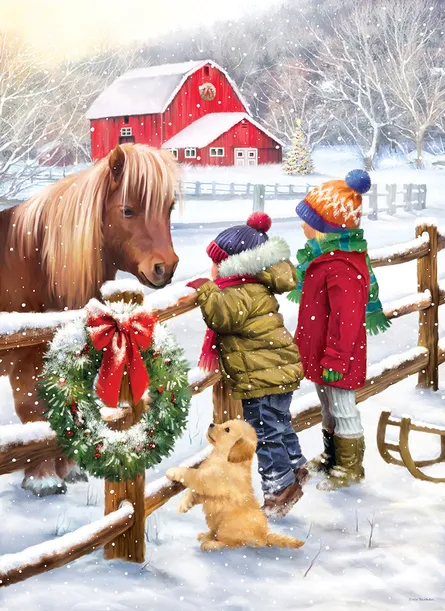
[86,60,252,120]
[161,112,284,149]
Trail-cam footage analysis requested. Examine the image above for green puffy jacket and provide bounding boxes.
[196,236,303,400]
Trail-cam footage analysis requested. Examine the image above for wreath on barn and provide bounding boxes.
[39,292,191,482]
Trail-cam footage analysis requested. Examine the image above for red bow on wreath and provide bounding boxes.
[85,299,158,408]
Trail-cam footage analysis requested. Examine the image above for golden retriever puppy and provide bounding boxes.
[166,419,304,552]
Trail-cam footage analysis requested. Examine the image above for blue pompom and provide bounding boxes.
[345,169,371,194]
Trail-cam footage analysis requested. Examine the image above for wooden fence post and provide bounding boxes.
[368,184,378,220]
[252,184,265,212]
[212,378,243,424]
[195,182,201,197]
[230,182,235,196]
[416,184,427,210]
[416,221,439,391]
[404,184,413,212]
[103,289,146,564]
[386,184,397,215]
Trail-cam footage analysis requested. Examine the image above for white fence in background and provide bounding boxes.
[181,181,427,220]
[181,181,311,199]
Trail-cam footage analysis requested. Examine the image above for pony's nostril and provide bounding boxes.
[209,423,215,428]
[154,263,165,277]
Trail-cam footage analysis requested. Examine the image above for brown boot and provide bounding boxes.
[262,481,303,520]
[306,430,336,474]
[295,465,311,486]
[317,435,365,491]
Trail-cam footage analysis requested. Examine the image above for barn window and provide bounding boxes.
[210,147,224,157]
[166,148,178,159]
[203,65,210,77]
[120,127,133,137]
[185,148,197,158]
[248,151,256,158]
[241,121,248,129]
[124,115,129,124]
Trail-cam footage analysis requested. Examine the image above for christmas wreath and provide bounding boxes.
[39,292,191,482]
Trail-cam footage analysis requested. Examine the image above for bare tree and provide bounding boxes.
[0,33,66,198]
[0,34,142,200]
[288,4,396,170]
[377,0,445,168]
[253,62,331,150]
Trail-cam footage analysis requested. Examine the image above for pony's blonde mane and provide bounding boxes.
[10,145,178,309]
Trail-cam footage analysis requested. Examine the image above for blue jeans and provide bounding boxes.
[242,392,305,495]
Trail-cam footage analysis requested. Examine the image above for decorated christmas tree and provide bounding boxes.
[283,119,315,175]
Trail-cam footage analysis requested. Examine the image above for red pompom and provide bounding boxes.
[247,212,272,233]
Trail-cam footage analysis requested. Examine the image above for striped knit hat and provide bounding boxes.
[296,169,371,233]
[206,212,272,264]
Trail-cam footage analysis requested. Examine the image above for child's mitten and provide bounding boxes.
[186,278,211,290]
[322,368,343,383]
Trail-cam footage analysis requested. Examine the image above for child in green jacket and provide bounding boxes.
[187,212,307,519]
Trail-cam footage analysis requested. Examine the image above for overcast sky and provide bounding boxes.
[0,0,284,60]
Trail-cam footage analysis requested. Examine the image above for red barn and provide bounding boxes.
[86,60,283,166]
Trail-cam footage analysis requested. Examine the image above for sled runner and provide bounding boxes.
[377,410,445,483]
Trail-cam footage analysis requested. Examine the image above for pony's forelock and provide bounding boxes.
[10,145,179,309]
[120,147,178,221]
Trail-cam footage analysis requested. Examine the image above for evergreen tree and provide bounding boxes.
[283,120,315,175]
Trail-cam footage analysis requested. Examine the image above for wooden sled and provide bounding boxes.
[377,411,445,483]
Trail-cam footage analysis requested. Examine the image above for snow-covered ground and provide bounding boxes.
[1,151,445,610]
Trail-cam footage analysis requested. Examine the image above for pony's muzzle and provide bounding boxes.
[138,255,179,288]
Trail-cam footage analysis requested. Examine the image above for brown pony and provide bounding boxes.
[0,144,179,496]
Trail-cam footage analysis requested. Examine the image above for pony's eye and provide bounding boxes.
[225,427,230,433]
[123,208,134,218]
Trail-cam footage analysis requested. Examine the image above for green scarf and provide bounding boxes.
[288,228,391,336]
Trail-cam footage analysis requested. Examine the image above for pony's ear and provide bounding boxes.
[109,145,125,187]
[228,437,256,464]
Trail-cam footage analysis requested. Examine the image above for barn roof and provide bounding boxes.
[86,60,250,119]
[161,113,284,149]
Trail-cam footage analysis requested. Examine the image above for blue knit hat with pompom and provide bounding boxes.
[206,212,272,263]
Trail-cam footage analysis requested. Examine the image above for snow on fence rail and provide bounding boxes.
[180,181,427,220]
[0,218,443,587]
[0,501,135,587]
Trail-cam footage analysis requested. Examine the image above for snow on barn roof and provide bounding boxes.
[162,113,284,149]
[86,60,250,120]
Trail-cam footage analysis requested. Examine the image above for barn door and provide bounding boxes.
[246,149,258,166]
[235,148,246,166]
[234,148,258,167]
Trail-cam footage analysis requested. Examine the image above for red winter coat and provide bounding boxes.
[295,250,370,390]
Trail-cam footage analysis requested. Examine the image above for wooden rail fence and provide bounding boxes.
[0,219,443,586]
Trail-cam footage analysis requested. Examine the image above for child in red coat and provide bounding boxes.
[290,170,391,490]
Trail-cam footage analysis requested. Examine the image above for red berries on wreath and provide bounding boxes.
[41,302,191,481]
